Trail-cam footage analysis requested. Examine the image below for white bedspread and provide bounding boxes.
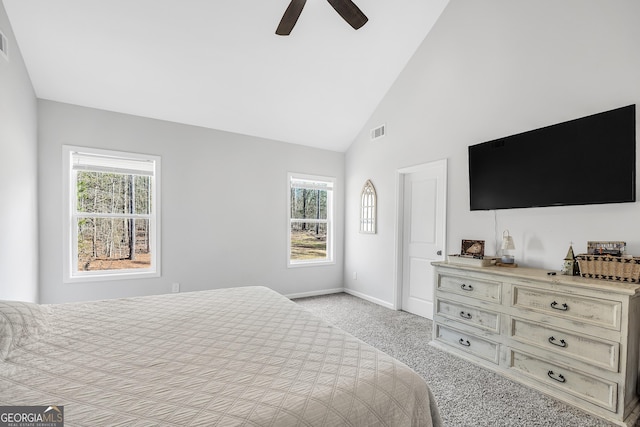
[0,286,441,426]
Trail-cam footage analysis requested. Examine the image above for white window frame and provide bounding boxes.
[287,172,335,268]
[62,145,161,282]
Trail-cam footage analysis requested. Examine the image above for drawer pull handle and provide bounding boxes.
[550,301,569,311]
[547,370,566,383]
[460,284,474,291]
[458,338,471,347]
[459,311,473,320]
[548,336,567,348]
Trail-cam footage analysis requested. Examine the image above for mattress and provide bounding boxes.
[0,286,441,426]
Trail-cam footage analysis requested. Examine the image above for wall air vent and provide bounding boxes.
[0,30,8,61]
[370,124,386,141]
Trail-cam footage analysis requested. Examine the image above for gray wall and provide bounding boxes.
[38,100,345,303]
[0,3,38,302]
[344,1,640,305]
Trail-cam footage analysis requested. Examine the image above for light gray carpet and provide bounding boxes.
[294,292,615,427]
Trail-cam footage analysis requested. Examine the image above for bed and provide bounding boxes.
[0,286,441,426]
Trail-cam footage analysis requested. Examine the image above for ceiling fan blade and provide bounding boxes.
[326,0,368,30]
[276,0,307,35]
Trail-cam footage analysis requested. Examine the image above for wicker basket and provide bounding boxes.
[575,254,640,283]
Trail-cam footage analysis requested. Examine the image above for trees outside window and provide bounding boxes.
[288,173,335,266]
[63,146,160,281]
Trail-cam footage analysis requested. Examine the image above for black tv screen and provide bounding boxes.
[469,105,636,210]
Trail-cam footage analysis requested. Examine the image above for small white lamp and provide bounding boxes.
[501,230,516,264]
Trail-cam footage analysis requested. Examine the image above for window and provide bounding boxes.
[288,173,335,266]
[360,179,377,234]
[63,146,160,281]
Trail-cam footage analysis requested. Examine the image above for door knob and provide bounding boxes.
[436,250,442,256]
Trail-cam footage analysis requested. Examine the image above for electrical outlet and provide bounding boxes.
[171,282,180,293]
[352,272,357,280]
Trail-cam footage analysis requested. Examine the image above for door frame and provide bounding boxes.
[393,159,448,310]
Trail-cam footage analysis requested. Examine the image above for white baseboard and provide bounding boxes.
[343,288,395,310]
[285,288,344,300]
[286,287,396,311]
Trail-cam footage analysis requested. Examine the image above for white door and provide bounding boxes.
[400,160,447,319]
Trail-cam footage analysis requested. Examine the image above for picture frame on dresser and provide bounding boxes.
[461,239,485,257]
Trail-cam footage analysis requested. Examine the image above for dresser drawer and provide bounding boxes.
[510,318,619,371]
[434,323,499,364]
[512,286,621,330]
[438,274,501,302]
[436,298,499,332]
[508,349,617,412]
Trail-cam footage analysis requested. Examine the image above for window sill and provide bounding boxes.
[287,260,335,269]
[64,270,160,283]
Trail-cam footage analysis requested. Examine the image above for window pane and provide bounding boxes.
[134,175,152,215]
[77,217,151,271]
[290,188,327,220]
[77,172,151,215]
[290,223,327,261]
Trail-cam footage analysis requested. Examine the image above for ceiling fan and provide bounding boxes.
[276,0,368,36]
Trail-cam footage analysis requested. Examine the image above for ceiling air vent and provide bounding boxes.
[370,124,386,141]
[0,30,8,61]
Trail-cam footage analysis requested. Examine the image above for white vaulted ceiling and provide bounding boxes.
[3,0,448,151]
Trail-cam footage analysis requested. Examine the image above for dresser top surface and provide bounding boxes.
[433,261,640,296]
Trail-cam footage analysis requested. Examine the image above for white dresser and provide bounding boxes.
[431,262,640,426]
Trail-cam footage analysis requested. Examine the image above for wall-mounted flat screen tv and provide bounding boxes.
[469,104,636,211]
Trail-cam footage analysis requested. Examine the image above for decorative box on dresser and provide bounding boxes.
[431,261,640,426]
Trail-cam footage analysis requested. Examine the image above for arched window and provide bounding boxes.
[360,180,377,234]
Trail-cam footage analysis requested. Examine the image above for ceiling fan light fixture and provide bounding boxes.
[276,0,368,36]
